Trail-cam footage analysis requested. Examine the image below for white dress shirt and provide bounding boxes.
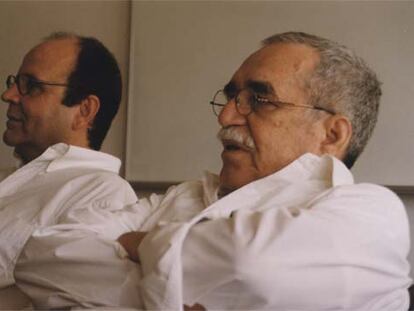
[14,180,202,309]
[137,154,411,310]
[0,143,141,309]
[14,153,412,310]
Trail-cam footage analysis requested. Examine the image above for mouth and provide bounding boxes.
[8,117,22,122]
[5,113,24,129]
[222,139,252,152]
[7,113,23,122]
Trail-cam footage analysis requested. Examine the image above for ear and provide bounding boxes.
[72,95,100,131]
[320,114,352,160]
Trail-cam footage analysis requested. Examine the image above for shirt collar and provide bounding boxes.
[202,153,354,205]
[201,170,220,206]
[199,153,354,219]
[267,153,354,187]
[43,143,121,174]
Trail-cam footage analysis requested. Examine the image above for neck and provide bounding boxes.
[15,145,46,164]
[217,186,233,199]
[15,141,91,165]
[14,133,91,165]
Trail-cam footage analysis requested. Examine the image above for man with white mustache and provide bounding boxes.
[119,32,411,310]
[14,31,411,310]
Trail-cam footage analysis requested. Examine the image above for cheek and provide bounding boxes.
[249,115,318,171]
[251,117,291,156]
[22,108,44,132]
[22,101,56,134]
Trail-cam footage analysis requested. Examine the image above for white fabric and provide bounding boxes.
[14,180,205,309]
[0,143,143,309]
[13,153,411,310]
[137,154,411,310]
[16,229,144,309]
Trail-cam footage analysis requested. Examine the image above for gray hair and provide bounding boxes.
[263,32,381,168]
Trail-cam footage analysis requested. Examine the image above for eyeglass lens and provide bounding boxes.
[6,75,15,90]
[212,90,227,116]
[6,75,31,96]
[212,89,258,116]
[235,89,255,115]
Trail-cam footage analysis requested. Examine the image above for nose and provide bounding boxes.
[218,98,247,128]
[1,83,20,104]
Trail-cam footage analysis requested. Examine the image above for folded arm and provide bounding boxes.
[138,185,411,310]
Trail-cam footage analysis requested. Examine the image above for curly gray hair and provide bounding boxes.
[263,32,381,168]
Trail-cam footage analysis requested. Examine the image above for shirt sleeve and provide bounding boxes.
[15,229,143,309]
[141,184,411,310]
[53,174,152,240]
[13,178,161,309]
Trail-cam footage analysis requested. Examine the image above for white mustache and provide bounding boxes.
[217,127,256,150]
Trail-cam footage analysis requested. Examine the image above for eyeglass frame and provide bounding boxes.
[209,88,336,117]
[6,74,71,96]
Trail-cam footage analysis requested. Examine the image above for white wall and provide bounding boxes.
[127,1,414,185]
[0,0,130,174]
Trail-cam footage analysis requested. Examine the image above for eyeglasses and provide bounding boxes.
[6,74,70,96]
[209,89,336,116]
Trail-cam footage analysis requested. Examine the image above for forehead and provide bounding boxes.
[19,38,79,81]
[230,43,320,99]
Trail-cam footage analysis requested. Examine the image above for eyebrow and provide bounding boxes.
[223,79,279,99]
[19,73,40,82]
[245,80,276,97]
[223,81,237,97]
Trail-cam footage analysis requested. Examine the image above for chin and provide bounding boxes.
[3,135,27,148]
[219,168,256,196]
[3,132,17,147]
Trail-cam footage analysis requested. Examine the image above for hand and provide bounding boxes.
[117,231,147,262]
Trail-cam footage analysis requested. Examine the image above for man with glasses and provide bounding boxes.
[11,31,410,310]
[0,32,142,308]
[116,32,410,310]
